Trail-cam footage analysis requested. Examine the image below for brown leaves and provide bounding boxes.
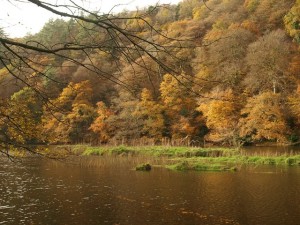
[197,88,239,144]
[239,92,290,142]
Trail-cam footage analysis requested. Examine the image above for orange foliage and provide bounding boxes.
[241,20,260,34]
[160,73,203,138]
[89,102,113,143]
[42,80,95,143]
[134,88,164,138]
[198,89,240,144]
[288,85,300,125]
[239,92,290,142]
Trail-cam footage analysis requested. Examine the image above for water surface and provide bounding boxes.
[0,156,299,225]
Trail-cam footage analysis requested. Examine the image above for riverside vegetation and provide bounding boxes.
[70,145,300,171]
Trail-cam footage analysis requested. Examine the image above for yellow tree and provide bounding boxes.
[178,0,202,19]
[239,92,290,143]
[0,87,44,151]
[134,88,165,139]
[65,103,96,143]
[43,80,95,143]
[284,0,300,43]
[53,80,93,110]
[288,85,300,130]
[197,88,240,145]
[89,101,113,143]
[160,73,202,139]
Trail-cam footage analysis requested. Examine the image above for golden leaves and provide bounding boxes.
[239,92,289,142]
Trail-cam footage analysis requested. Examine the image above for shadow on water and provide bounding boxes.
[0,156,299,225]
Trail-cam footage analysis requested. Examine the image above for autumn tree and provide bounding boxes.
[101,88,146,144]
[245,0,294,31]
[0,0,193,154]
[197,27,255,91]
[160,73,203,139]
[155,5,177,25]
[178,0,202,20]
[197,88,240,145]
[133,88,165,139]
[118,56,162,98]
[192,0,222,22]
[89,101,113,144]
[0,87,44,155]
[0,67,26,98]
[285,0,300,43]
[244,29,292,94]
[1,0,300,152]
[71,51,118,104]
[239,92,290,143]
[288,85,300,133]
[43,80,95,143]
[64,103,96,143]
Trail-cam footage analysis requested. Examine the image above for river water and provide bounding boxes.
[0,156,299,225]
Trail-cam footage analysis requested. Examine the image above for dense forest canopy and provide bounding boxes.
[1,0,300,156]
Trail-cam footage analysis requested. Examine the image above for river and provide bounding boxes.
[0,156,299,225]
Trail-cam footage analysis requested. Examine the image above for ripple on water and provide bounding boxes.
[0,158,299,225]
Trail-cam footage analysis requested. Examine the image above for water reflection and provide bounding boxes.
[0,157,299,225]
[242,145,300,155]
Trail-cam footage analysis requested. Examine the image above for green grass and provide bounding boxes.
[82,145,137,156]
[167,161,237,172]
[64,145,300,171]
[81,145,238,158]
[168,155,300,166]
[166,155,300,171]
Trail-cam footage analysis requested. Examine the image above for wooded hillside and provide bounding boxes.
[1,0,300,148]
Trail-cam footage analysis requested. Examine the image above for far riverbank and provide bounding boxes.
[55,145,300,172]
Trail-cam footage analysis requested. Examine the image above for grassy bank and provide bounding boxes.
[167,161,238,172]
[81,145,239,157]
[167,155,300,171]
[66,145,300,171]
